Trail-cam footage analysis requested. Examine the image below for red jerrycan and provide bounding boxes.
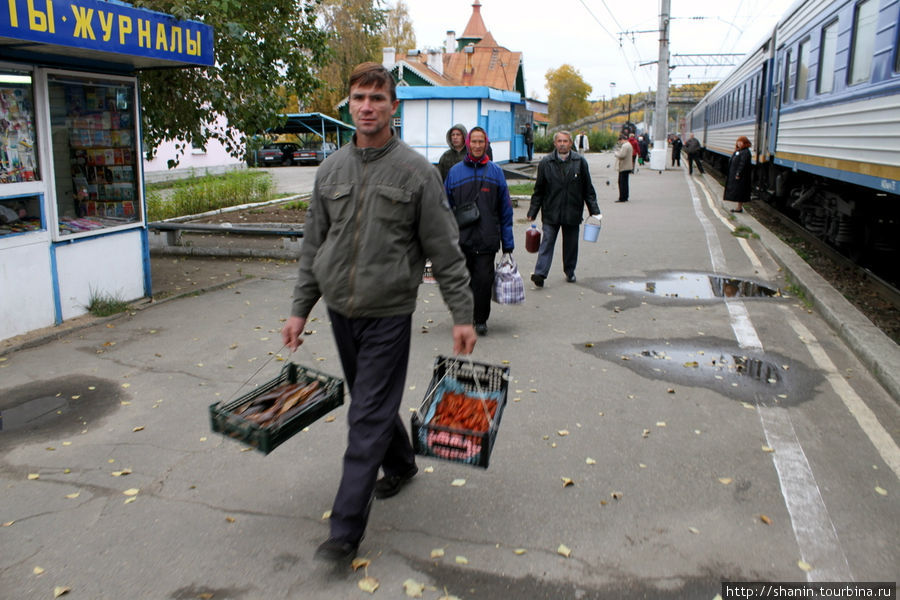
[525,223,541,253]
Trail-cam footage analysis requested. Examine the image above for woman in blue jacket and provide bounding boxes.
[444,127,515,336]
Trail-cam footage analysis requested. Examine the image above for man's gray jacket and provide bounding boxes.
[291,132,473,324]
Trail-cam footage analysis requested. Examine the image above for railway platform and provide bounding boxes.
[1,151,898,598]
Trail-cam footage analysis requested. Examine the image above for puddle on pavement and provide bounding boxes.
[580,337,818,406]
[601,272,780,301]
[0,376,123,443]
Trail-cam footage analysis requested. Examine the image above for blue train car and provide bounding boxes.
[686,0,900,267]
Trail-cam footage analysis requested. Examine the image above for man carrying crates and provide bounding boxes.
[281,62,476,562]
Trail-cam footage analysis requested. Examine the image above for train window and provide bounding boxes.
[783,50,792,103]
[849,0,878,85]
[796,39,810,100]
[818,20,838,93]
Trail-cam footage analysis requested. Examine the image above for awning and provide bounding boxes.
[269,113,356,143]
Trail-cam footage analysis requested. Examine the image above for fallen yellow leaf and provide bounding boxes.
[430,548,445,559]
[33,566,45,575]
[321,510,332,520]
[455,556,468,565]
[718,478,733,485]
[557,544,572,558]
[65,492,80,499]
[358,576,379,593]
[423,466,434,473]
[451,479,466,487]
[27,473,39,480]
[688,527,700,534]
[111,469,132,477]
[586,458,597,465]
[225,517,236,523]
[351,557,371,571]
[403,578,426,597]
[656,421,666,427]
[122,488,139,496]
[2,521,14,527]
[557,430,569,436]
[611,491,623,500]
[513,548,527,555]
[760,515,773,525]
[53,586,71,598]
[132,426,144,432]
[762,445,775,453]
[124,497,137,504]
[797,560,813,572]
[324,415,336,423]
[875,486,887,496]
[561,477,574,487]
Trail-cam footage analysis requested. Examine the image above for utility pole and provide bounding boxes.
[650,0,670,171]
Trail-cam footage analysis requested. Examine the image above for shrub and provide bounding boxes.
[534,134,554,154]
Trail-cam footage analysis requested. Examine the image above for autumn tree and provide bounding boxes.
[307,0,387,116]
[382,1,417,56]
[134,0,329,166]
[546,64,592,126]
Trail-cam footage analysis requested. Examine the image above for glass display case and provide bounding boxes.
[0,68,42,238]
[47,74,141,237]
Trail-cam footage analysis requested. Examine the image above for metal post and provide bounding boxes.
[650,0,671,171]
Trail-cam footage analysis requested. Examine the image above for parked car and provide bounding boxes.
[257,142,299,166]
[293,141,338,166]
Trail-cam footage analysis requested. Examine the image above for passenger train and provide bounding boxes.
[685,0,900,272]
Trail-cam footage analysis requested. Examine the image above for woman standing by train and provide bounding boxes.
[724,136,752,213]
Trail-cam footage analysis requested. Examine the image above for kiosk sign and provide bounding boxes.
[1,0,214,66]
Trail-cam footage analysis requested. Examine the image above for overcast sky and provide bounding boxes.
[404,0,794,101]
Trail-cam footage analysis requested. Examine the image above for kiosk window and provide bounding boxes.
[48,75,141,236]
[0,70,39,184]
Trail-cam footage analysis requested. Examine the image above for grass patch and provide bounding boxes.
[86,289,130,317]
[784,276,813,309]
[732,225,760,239]
[146,170,274,221]
[508,182,535,196]
[282,199,309,211]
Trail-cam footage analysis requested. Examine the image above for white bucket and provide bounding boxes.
[583,216,602,242]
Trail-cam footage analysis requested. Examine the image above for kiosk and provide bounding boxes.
[1,0,213,342]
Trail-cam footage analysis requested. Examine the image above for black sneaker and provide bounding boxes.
[566,274,576,283]
[314,537,359,562]
[530,273,545,288]
[475,323,488,336]
[374,466,418,499]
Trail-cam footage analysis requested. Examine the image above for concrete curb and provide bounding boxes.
[751,216,900,402]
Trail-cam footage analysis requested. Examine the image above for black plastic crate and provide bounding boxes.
[411,356,510,469]
[209,362,344,454]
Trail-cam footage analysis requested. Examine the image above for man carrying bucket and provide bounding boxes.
[281,62,476,563]
[526,130,600,286]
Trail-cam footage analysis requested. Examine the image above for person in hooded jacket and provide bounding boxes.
[724,136,753,213]
[444,127,515,336]
[438,124,468,181]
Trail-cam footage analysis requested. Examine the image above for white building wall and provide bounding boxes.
[142,114,244,183]
[0,240,56,340]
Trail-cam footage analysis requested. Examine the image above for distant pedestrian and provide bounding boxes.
[523,122,534,161]
[628,133,640,173]
[281,62,476,563]
[685,133,705,175]
[614,133,633,202]
[724,136,752,213]
[438,124,468,181]
[526,130,600,286]
[671,135,683,167]
[444,127,515,336]
[574,131,590,153]
[638,135,649,164]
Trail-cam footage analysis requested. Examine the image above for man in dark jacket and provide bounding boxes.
[438,124,467,181]
[281,62,476,563]
[445,127,515,336]
[527,130,600,286]
[523,122,534,161]
[685,133,705,175]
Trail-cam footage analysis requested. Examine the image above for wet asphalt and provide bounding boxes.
[1,154,898,599]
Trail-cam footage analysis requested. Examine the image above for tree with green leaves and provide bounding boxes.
[306,0,387,116]
[134,0,329,167]
[546,64,592,127]
[382,1,416,56]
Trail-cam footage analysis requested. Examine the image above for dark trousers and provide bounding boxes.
[534,222,580,279]
[327,309,416,544]
[525,143,533,161]
[688,153,704,174]
[672,152,681,166]
[618,170,630,201]
[465,251,495,325]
